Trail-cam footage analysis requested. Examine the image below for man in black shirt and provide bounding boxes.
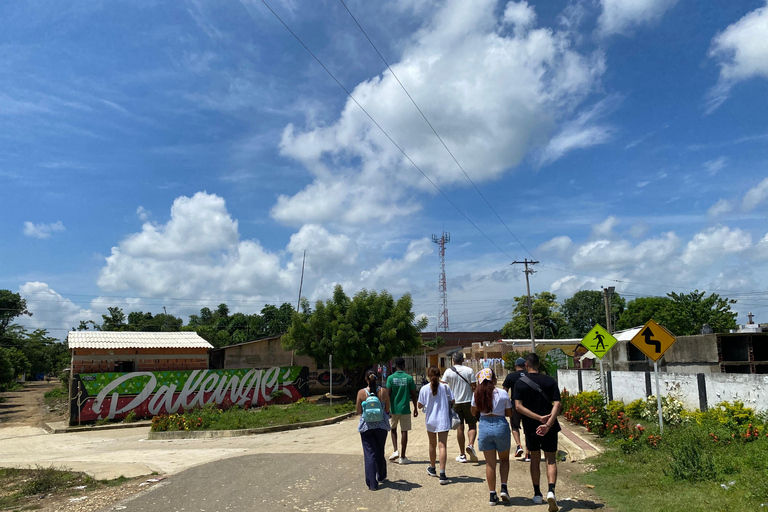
[513,353,561,512]
[502,357,527,458]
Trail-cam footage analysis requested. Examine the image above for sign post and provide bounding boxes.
[329,354,333,408]
[580,325,618,404]
[630,319,677,434]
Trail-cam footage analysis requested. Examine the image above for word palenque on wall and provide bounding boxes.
[70,366,309,423]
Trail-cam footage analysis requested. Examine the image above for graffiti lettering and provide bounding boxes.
[75,366,308,423]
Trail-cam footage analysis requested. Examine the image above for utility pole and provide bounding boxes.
[512,259,539,352]
[431,232,450,332]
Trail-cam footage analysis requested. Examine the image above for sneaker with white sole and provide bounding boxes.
[455,454,467,463]
[532,494,543,504]
[439,474,449,485]
[388,451,399,461]
[547,491,558,512]
[398,457,410,465]
[500,489,510,502]
[489,493,499,506]
[427,466,437,477]
[466,445,478,462]
[514,446,524,457]
[524,453,531,462]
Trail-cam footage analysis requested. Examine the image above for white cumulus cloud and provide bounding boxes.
[707,2,768,112]
[598,0,678,36]
[23,221,65,239]
[275,0,606,226]
[707,199,732,218]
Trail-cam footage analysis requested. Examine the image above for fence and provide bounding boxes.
[558,369,768,413]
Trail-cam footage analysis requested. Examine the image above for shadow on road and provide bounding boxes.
[504,497,604,509]
[381,479,422,491]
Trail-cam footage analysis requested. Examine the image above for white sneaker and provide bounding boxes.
[398,457,410,465]
[388,451,399,461]
[455,454,467,463]
[547,491,558,512]
[533,494,543,504]
[466,445,478,462]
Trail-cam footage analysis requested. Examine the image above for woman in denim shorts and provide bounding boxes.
[471,368,513,506]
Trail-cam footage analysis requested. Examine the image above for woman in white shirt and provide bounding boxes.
[471,368,513,506]
[418,365,454,485]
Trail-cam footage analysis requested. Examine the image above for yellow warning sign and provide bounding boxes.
[630,319,676,362]
[580,324,617,359]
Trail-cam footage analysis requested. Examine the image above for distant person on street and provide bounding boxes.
[514,353,562,512]
[386,357,418,465]
[441,352,478,463]
[356,369,391,491]
[502,357,528,459]
[471,368,513,506]
[418,365,454,485]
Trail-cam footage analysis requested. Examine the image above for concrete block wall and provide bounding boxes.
[558,369,768,413]
[72,348,209,374]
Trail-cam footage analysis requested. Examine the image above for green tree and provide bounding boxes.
[501,292,569,339]
[101,307,127,331]
[562,290,626,337]
[0,348,15,388]
[615,296,673,331]
[663,290,737,335]
[0,290,31,337]
[282,285,427,383]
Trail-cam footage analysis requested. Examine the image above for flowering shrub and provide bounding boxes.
[640,395,685,425]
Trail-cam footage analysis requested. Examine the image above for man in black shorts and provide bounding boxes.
[513,353,561,512]
[502,357,527,458]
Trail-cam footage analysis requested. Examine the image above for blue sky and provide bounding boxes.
[2,0,767,339]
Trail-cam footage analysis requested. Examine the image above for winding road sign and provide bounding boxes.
[580,324,617,359]
[630,319,676,362]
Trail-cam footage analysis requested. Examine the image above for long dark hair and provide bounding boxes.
[474,369,496,414]
[428,365,441,396]
[365,369,378,394]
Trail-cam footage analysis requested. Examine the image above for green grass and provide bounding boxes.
[43,386,68,404]
[0,466,131,508]
[578,422,768,512]
[150,399,355,432]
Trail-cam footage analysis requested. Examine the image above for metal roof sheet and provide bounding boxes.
[67,331,213,350]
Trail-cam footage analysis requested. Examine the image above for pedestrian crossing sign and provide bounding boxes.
[580,324,617,359]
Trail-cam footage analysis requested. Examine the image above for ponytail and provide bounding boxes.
[427,365,441,396]
[365,369,378,394]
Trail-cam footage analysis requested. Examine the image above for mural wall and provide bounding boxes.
[70,366,309,424]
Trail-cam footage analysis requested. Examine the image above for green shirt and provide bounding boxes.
[386,370,416,415]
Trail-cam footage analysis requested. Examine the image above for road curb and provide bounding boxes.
[147,412,356,440]
[47,420,153,434]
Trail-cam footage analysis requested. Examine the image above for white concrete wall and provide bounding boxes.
[557,370,768,413]
[706,373,768,413]
[611,372,646,404]
[658,372,700,411]
[559,371,579,394]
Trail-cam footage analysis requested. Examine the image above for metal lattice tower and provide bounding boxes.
[431,232,450,331]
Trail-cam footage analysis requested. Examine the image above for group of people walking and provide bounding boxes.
[355,352,562,510]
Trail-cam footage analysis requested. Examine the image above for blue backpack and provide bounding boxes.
[362,390,384,423]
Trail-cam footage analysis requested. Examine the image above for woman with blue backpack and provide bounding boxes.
[356,369,392,491]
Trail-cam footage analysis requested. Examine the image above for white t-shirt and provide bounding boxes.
[418,382,454,433]
[442,365,476,404]
[471,388,512,417]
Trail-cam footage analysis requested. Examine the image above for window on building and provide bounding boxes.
[115,361,135,373]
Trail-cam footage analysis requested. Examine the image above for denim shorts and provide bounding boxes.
[477,416,511,453]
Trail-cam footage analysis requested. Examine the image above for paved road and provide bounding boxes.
[96,423,610,512]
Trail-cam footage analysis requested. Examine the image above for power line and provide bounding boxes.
[257,0,514,262]
[337,0,534,260]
